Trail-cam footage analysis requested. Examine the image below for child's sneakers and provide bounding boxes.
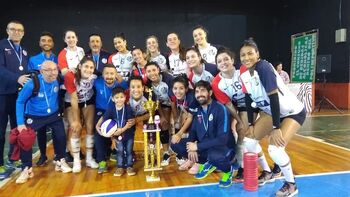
[98,161,107,174]
[72,161,81,173]
[113,168,124,176]
[16,167,34,184]
[126,167,136,176]
[86,159,98,169]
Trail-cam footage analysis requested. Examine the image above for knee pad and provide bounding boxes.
[268,145,290,166]
[243,137,262,154]
[70,138,80,153]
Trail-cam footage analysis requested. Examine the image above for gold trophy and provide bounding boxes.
[142,88,162,182]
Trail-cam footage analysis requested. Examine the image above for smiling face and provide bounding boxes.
[129,79,144,100]
[64,31,78,49]
[132,49,146,64]
[216,52,234,73]
[40,61,58,83]
[79,60,95,79]
[89,35,102,54]
[146,37,159,53]
[186,49,202,69]
[173,81,187,100]
[112,92,126,108]
[102,67,117,85]
[114,37,127,53]
[166,33,180,51]
[240,46,260,69]
[195,86,212,106]
[192,28,207,46]
[145,64,160,82]
[39,35,54,53]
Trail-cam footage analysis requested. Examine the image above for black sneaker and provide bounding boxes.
[36,156,48,166]
[275,181,298,197]
[233,167,244,183]
[272,163,282,178]
[258,170,275,186]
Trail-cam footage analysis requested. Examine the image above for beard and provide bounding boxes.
[196,96,209,105]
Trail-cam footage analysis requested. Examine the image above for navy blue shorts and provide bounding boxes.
[281,108,306,126]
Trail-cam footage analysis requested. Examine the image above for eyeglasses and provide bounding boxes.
[8,28,24,33]
[42,69,58,73]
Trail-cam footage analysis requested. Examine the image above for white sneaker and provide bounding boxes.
[60,159,72,173]
[16,167,34,184]
[72,161,81,173]
[86,159,98,169]
[176,157,186,166]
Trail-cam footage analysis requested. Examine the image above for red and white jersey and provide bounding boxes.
[151,53,168,72]
[212,70,245,107]
[64,71,97,103]
[168,53,187,77]
[58,47,85,71]
[199,43,217,64]
[108,51,133,81]
[240,60,304,117]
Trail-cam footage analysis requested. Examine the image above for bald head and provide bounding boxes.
[40,61,59,83]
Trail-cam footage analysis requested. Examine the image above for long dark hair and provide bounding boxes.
[185,47,206,64]
[167,32,186,61]
[75,56,95,85]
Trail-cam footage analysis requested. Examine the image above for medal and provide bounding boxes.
[118,135,123,141]
[174,122,180,129]
[19,66,23,71]
[47,108,51,113]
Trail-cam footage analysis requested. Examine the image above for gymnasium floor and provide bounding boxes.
[75,171,350,197]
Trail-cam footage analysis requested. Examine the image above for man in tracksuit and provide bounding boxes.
[15,61,72,184]
[0,20,30,178]
[172,80,236,187]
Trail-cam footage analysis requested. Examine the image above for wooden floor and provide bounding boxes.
[1,110,350,197]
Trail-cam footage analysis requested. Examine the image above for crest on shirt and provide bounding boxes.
[97,111,103,116]
[26,118,33,125]
[54,86,59,93]
[127,56,133,62]
[23,50,27,56]
[102,58,107,64]
[209,114,213,121]
[161,87,167,94]
[209,49,215,55]
[197,114,202,123]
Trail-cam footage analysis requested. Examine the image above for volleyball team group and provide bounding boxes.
[0,20,305,197]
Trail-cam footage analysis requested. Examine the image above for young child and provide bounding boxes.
[96,87,136,176]
[128,75,149,125]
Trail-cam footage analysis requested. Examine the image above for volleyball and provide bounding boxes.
[100,119,118,138]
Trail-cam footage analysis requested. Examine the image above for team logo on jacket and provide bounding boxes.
[38,92,44,97]
[102,58,107,64]
[26,118,33,125]
[209,114,213,121]
[54,86,59,92]
[197,114,202,123]
[23,50,27,56]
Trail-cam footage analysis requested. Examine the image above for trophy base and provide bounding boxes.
[146,174,160,182]
[147,123,156,130]
[144,167,162,172]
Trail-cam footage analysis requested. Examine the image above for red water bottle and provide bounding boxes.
[243,152,258,191]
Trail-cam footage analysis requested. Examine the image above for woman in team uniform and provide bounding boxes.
[239,39,306,197]
[146,35,168,73]
[166,33,187,77]
[192,25,218,64]
[186,47,218,86]
[145,61,174,166]
[131,47,148,84]
[64,57,99,173]
[169,75,198,172]
[58,30,85,76]
[108,33,133,82]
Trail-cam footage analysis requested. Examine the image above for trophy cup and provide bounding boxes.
[142,88,162,182]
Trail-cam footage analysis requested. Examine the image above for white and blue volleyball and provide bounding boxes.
[100,119,118,138]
